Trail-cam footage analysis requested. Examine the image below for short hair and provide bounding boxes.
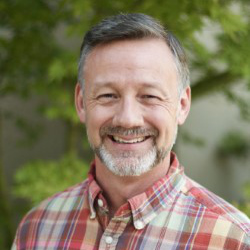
[78,13,189,92]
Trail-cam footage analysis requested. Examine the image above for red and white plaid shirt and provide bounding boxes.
[13,153,250,249]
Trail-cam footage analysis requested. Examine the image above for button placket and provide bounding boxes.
[105,236,113,244]
[99,215,130,249]
[98,198,104,207]
[99,233,116,250]
[135,220,144,230]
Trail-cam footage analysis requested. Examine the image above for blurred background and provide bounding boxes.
[1,0,250,249]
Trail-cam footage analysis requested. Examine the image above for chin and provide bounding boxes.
[95,144,158,176]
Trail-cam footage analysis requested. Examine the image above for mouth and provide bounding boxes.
[109,135,150,144]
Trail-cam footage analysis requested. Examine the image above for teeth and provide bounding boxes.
[113,136,145,144]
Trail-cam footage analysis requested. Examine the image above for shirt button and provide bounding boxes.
[89,213,96,219]
[135,220,144,230]
[105,236,113,244]
[97,199,104,207]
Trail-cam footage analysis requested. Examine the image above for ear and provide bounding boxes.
[177,86,191,125]
[75,83,86,124]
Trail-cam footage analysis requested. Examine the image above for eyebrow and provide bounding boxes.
[91,81,115,95]
[91,80,169,97]
[139,82,169,97]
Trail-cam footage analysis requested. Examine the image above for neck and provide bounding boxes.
[95,154,171,217]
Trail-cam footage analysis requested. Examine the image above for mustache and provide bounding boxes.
[100,126,158,137]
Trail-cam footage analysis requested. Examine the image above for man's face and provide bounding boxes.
[76,38,190,176]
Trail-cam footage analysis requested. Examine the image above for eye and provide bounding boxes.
[140,94,162,105]
[143,95,158,99]
[98,93,117,99]
[96,93,118,104]
[142,94,161,100]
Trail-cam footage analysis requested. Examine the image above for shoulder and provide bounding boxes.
[28,178,89,215]
[182,176,250,236]
[14,179,90,246]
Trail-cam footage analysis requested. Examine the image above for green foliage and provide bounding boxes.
[14,154,89,206]
[1,0,250,122]
[180,130,205,147]
[224,89,250,121]
[217,130,250,158]
[0,0,62,98]
[234,183,250,217]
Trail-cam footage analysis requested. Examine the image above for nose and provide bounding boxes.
[112,97,144,128]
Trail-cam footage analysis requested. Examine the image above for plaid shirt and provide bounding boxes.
[13,153,250,250]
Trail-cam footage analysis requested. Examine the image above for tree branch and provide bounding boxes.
[191,71,239,100]
[0,108,15,248]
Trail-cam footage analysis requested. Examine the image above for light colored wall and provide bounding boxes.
[2,95,66,187]
[178,91,250,202]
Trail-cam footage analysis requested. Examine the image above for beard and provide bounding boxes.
[88,126,178,177]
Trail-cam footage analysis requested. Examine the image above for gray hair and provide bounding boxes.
[78,13,189,92]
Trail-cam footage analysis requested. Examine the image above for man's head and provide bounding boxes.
[75,13,191,177]
[78,13,190,93]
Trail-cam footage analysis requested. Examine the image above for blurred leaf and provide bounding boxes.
[13,154,89,205]
[224,90,250,121]
[180,130,205,147]
[234,182,250,217]
[48,52,77,83]
[217,130,250,158]
[15,117,44,147]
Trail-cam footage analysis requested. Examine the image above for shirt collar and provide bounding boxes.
[128,152,185,229]
[87,163,102,219]
[87,152,186,228]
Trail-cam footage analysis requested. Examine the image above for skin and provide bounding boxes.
[75,38,191,217]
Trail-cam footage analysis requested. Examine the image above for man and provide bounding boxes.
[13,13,250,249]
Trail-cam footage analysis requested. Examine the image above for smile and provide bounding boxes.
[110,135,148,144]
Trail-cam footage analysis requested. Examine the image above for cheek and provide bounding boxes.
[146,108,177,145]
[85,107,114,143]
[145,106,169,128]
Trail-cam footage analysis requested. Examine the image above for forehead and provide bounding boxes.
[83,38,178,90]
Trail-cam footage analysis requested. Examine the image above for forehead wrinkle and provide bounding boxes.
[95,56,178,91]
[84,39,179,96]
[85,39,177,72]
[92,65,174,85]
[88,69,176,98]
